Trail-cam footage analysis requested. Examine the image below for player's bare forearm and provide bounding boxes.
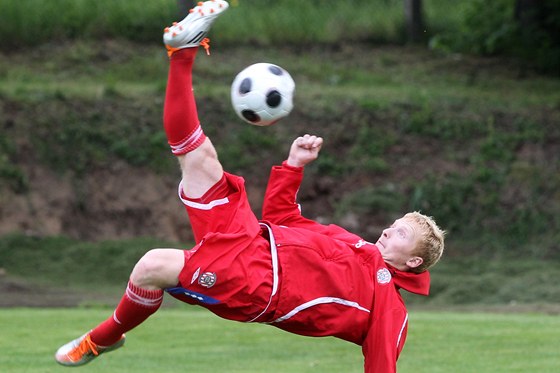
[286,134,323,168]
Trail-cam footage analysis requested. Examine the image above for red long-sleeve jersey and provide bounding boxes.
[168,162,431,373]
[262,162,431,373]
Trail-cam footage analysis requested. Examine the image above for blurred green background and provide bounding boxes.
[0,0,559,308]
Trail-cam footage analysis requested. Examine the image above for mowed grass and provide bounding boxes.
[0,307,558,373]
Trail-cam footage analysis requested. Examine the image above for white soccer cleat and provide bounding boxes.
[163,0,229,53]
[55,332,125,367]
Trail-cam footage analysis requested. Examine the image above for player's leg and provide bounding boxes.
[162,0,229,199]
[163,0,233,239]
[54,1,230,366]
[55,248,184,366]
[86,249,184,342]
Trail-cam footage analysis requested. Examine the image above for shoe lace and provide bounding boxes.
[200,38,211,55]
[68,335,99,361]
[165,37,212,58]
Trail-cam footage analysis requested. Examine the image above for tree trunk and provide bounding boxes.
[514,0,543,27]
[404,0,424,43]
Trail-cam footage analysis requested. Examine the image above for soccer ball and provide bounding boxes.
[231,63,295,126]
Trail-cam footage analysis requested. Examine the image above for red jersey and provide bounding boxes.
[263,163,431,373]
[166,163,431,373]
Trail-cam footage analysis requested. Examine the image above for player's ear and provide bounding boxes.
[406,256,423,269]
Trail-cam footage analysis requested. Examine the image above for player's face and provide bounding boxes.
[375,217,420,271]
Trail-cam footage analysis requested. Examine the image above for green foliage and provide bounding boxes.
[400,104,559,256]
[0,128,27,192]
[2,41,559,259]
[335,184,405,220]
[315,153,347,177]
[0,0,410,49]
[399,103,487,141]
[411,258,560,306]
[4,232,558,307]
[3,0,558,74]
[0,233,175,288]
[348,119,393,173]
[0,0,175,48]
[430,0,560,74]
[461,0,517,55]
[4,95,172,175]
[0,0,558,263]
[217,125,282,173]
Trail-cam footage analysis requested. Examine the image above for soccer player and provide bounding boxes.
[54,1,445,372]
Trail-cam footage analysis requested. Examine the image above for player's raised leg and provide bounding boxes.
[54,1,230,366]
[163,0,230,199]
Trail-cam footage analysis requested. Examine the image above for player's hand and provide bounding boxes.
[286,134,323,168]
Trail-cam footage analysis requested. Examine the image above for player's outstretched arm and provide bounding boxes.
[286,134,323,168]
[264,133,363,242]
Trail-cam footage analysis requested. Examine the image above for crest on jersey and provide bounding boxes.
[198,272,217,288]
[376,268,392,284]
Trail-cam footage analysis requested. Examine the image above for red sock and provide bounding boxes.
[90,281,163,346]
[163,47,207,155]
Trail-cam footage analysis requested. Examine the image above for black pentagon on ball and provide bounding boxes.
[268,65,283,76]
[241,110,260,123]
[266,90,282,108]
[239,78,252,94]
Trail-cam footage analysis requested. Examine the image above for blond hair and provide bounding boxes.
[403,211,445,274]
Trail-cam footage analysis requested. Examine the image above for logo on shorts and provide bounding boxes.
[191,267,201,284]
[376,268,392,285]
[198,272,217,288]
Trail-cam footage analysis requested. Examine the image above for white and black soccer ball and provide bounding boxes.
[231,63,295,126]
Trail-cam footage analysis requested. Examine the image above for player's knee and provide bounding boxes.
[180,139,220,170]
[130,249,181,288]
[199,138,219,159]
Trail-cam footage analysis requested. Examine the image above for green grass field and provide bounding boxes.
[1,306,558,372]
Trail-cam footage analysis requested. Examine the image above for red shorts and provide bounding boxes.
[165,173,278,322]
[165,173,374,345]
